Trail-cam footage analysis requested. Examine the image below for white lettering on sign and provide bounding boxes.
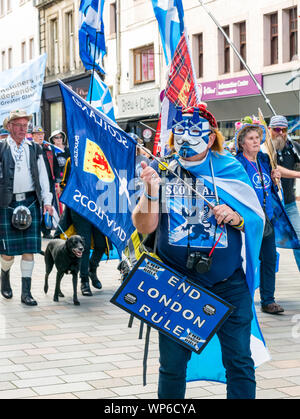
[136,280,206,333]
[73,189,127,241]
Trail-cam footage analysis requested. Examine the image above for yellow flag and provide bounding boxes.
[83,139,115,182]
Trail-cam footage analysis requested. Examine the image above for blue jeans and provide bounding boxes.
[158,268,255,399]
[285,201,300,271]
[259,226,277,306]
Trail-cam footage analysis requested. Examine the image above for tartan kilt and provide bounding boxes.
[0,195,42,256]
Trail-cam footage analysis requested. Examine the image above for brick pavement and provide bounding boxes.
[0,240,299,399]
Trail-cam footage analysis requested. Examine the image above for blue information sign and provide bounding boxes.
[111,254,234,354]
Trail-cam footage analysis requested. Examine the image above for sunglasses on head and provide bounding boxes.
[272,127,287,133]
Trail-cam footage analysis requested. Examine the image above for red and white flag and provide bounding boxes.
[153,31,202,156]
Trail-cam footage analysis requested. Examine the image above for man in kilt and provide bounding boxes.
[0,110,53,306]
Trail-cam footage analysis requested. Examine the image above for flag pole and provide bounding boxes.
[89,31,99,105]
[198,0,277,116]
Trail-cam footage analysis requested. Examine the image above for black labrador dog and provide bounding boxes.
[43,235,85,305]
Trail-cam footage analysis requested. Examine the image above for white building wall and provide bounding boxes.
[104,0,299,120]
[0,0,39,71]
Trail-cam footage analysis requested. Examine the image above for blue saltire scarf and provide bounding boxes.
[173,149,271,384]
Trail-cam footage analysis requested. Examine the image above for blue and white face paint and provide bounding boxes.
[172,114,211,159]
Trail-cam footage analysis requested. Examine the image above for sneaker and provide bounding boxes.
[261,302,284,314]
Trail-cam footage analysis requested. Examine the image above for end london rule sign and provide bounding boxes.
[111,254,234,354]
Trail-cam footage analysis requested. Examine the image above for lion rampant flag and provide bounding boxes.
[84,138,115,182]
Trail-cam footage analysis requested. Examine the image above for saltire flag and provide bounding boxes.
[43,140,64,155]
[151,0,185,65]
[181,150,271,383]
[79,0,106,74]
[58,80,137,257]
[288,116,300,133]
[154,31,202,156]
[86,72,116,122]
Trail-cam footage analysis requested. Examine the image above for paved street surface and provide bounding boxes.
[0,239,299,399]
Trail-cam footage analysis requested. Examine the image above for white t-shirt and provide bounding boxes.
[7,136,52,206]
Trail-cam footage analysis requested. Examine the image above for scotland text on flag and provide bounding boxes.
[86,72,116,122]
[151,0,185,65]
[58,81,137,256]
[79,0,106,74]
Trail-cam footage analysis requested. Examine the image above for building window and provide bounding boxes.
[29,38,34,60]
[0,0,4,16]
[193,33,203,78]
[110,1,116,35]
[50,18,59,74]
[239,21,246,70]
[223,26,230,73]
[65,11,75,71]
[21,41,26,63]
[270,12,278,65]
[289,7,298,60]
[133,45,155,84]
[8,47,12,68]
[1,50,5,71]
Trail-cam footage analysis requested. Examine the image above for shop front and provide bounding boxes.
[116,87,160,151]
[200,72,300,142]
[41,72,91,140]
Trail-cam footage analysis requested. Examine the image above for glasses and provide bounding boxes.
[172,124,212,138]
[53,135,63,140]
[11,123,28,129]
[272,127,287,133]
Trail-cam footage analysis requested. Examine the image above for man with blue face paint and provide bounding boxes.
[132,104,268,399]
[172,107,213,158]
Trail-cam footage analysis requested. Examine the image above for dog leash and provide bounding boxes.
[50,212,69,240]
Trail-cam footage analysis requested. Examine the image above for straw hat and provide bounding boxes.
[3,109,32,130]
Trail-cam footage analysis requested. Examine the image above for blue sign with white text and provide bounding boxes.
[111,254,234,354]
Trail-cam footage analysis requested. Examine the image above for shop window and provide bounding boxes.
[50,102,63,133]
[133,45,155,85]
[193,33,203,78]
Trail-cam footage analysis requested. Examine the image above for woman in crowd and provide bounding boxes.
[235,118,283,314]
[49,130,71,181]
[49,130,71,215]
